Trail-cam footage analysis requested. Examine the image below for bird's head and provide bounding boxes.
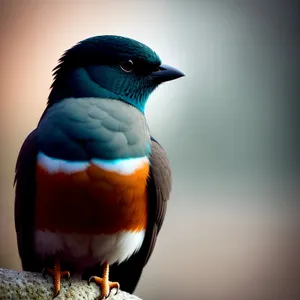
[48,35,184,113]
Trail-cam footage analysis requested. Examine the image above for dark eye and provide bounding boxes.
[120,60,134,73]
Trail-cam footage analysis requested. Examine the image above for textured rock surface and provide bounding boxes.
[0,268,142,300]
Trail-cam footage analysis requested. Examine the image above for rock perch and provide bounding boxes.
[0,268,142,300]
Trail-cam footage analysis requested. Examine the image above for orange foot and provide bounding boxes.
[88,262,120,299]
[42,257,70,298]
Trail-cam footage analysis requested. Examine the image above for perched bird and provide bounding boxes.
[14,35,184,299]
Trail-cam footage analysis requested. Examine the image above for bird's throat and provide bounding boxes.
[48,67,148,113]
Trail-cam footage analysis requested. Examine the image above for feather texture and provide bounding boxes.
[15,104,171,293]
[107,138,172,293]
[37,98,150,160]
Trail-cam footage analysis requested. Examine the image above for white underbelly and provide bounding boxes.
[34,229,145,269]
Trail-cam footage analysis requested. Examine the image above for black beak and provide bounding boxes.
[151,64,185,84]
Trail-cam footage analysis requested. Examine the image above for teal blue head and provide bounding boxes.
[48,35,184,113]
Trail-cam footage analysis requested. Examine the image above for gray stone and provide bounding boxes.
[0,268,142,300]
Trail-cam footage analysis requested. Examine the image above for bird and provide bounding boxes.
[14,35,184,299]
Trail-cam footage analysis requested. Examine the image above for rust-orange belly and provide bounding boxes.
[34,162,149,235]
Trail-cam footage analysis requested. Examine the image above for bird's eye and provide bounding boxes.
[120,60,134,73]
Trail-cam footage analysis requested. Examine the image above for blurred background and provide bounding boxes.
[0,0,299,299]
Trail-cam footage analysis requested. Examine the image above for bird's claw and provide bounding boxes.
[88,276,94,285]
[107,286,119,298]
[88,276,120,299]
[61,270,71,281]
[42,268,48,279]
[53,290,60,298]
[41,260,71,298]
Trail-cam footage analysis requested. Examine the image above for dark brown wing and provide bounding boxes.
[107,137,172,293]
[14,129,42,271]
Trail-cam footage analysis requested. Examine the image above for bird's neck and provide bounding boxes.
[48,68,146,113]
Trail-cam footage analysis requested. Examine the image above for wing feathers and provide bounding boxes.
[108,137,172,293]
[14,129,41,271]
[14,127,172,294]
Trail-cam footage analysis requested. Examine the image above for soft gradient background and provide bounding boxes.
[0,1,299,299]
